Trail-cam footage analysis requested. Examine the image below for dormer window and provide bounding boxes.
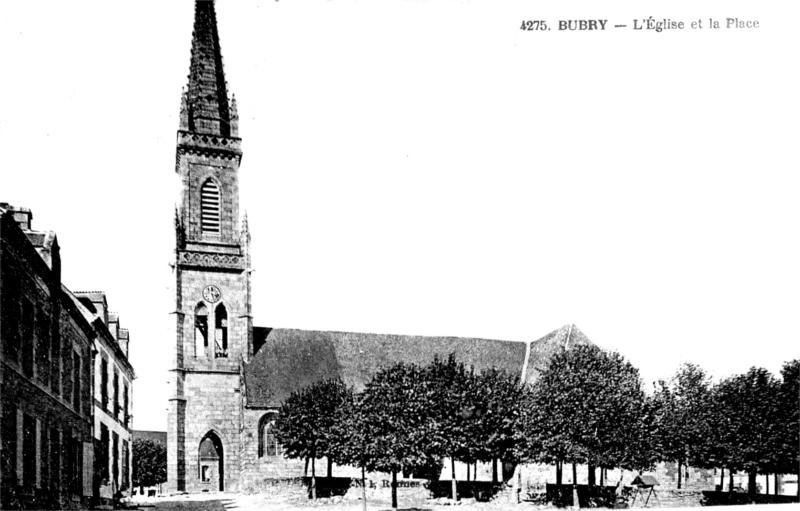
[200,179,221,234]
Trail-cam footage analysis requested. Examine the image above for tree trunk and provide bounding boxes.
[572,463,577,485]
[720,467,724,491]
[729,470,734,493]
[556,460,562,486]
[451,458,458,502]
[467,462,471,482]
[361,466,367,511]
[311,456,317,500]
[492,459,498,485]
[328,457,333,478]
[600,467,604,487]
[677,460,682,490]
[747,471,757,495]
[766,473,769,494]
[588,463,596,487]
[391,470,398,510]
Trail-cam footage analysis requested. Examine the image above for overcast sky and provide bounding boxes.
[1,1,797,432]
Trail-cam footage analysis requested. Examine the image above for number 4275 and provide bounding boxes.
[520,20,548,31]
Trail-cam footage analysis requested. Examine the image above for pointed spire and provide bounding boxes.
[179,87,190,130]
[185,0,233,137]
[242,211,250,242]
[230,94,238,119]
[229,93,239,137]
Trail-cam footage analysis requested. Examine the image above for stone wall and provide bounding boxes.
[179,156,241,246]
[181,371,242,493]
[179,268,249,372]
[239,408,306,492]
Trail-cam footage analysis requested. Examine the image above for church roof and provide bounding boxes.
[524,323,592,383]
[244,324,592,409]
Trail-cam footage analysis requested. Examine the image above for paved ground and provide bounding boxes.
[133,489,709,511]
[138,493,232,511]
[136,492,485,511]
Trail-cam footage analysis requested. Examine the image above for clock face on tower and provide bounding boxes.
[202,285,222,303]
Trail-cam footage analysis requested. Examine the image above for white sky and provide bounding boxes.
[1,1,797,432]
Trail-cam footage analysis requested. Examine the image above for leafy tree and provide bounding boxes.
[652,363,714,488]
[712,367,782,494]
[132,438,167,492]
[778,359,799,495]
[472,367,526,485]
[328,389,370,511]
[519,344,653,486]
[355,361,440,510]
[424,355,474,501]
[273,379,352,500]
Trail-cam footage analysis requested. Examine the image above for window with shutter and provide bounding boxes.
[200,179,221,234]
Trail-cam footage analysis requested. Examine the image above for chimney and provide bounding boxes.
[118,329,130,358]
[0,203,33,230]
[108,312,120,340]
[75,292,109,326]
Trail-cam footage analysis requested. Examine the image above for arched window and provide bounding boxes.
[194,303,209,357]
[200,179,221,234]
[258,413,280,458]
[214,303,228,358]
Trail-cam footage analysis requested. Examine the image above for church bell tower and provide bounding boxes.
[168,0,252,493]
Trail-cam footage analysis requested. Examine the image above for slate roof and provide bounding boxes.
[184,0,235,137]
[523,323,592,385]
[244,324,592,409]
[133,430,167,447]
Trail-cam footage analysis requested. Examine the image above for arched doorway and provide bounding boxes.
[198,432,224,491]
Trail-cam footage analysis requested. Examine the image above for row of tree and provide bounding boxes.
[272,346,799,509]
[274,355,525,508]
[523,346,799,495]
[653,360,799,493]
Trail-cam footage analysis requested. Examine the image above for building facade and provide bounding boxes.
[0,205,95,509]
[74,292,135,502]
[0,205,136,509]
[166,1,592,495]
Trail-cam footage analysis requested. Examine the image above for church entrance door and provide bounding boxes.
[199,432,224,492]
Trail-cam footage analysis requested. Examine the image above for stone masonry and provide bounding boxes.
[167,0,251,494]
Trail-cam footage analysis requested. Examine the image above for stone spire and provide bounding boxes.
[185,0,236,137]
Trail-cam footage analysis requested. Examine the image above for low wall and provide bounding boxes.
[701,491,800,506]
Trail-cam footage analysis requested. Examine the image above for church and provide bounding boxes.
[166,0,591,494]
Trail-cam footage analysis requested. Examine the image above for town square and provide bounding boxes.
[1,1,798,509]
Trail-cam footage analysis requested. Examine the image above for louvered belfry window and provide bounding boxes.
[200,179,221,233]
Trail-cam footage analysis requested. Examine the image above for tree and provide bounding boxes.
[328,389,369,511]
[472,367,526,485]
[519,344,653,487]
[355,362,441,510]
[132,438,167,492]
[652,363,714,488]
[778,359,799,495]
[712,367,782,494]
[424,355,475,502]
[273,379,352,500]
